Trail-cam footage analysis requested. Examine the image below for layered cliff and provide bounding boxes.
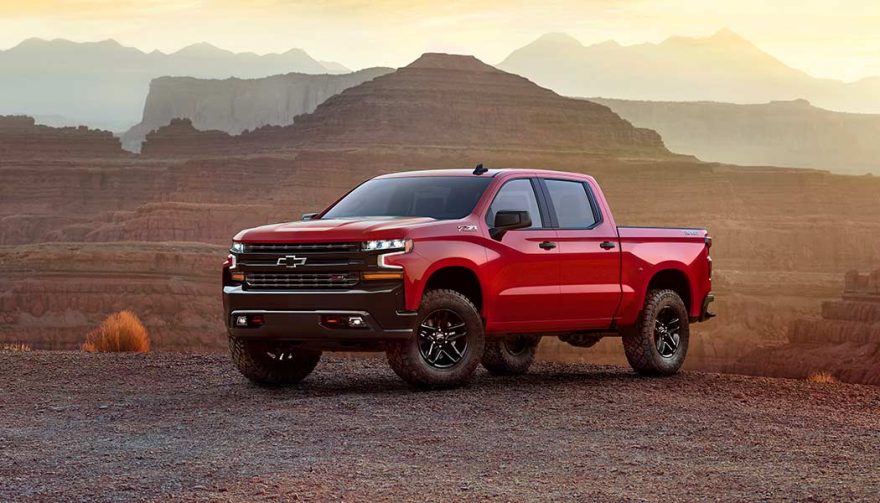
[141,53,675,159]
[0,115,127,159]
[728,270,880,385]
[122,68,393,151]
[594,98,880,175]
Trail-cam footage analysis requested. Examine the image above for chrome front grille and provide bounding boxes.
[243,242,360,254]
[245,272,359,289]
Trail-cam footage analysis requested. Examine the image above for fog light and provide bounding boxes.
[321,314,368,329]
[234,314,264,328]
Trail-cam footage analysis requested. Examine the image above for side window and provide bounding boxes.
[544,179,598,228]
[486,179,543,229]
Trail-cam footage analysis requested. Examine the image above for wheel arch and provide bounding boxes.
[420,265,484,314]
[645,268,692,314]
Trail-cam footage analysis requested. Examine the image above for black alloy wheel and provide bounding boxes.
[653,306,682,358]
[417,308,468,369]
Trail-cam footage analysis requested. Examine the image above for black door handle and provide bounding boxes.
[599,241,616,250]
[539,241,557,250]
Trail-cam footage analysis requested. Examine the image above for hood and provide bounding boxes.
[234,216,437,243]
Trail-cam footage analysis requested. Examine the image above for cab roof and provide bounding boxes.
[374,168,593,180]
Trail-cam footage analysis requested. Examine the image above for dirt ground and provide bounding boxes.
[1,352,879,502]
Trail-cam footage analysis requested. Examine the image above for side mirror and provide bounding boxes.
[490,210,531,240]
[301,212,318,221]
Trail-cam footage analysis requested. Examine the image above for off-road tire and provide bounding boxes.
[386,289,485,389]
[229,337,321,386]
[622,289,690,376]
[481,335,539,375]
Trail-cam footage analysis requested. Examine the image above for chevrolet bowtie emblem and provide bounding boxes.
[277,255,307,268]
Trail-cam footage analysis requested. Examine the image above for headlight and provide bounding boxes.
[362,239,412,252]
[230,241,245,253]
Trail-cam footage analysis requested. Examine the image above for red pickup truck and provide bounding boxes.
[223,167,714,388]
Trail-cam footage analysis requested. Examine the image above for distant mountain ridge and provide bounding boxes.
[595,98,880,175]
[0,38,348,131]
[499,29,880,114]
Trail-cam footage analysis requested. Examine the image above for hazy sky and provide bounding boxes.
[1,0,878,81]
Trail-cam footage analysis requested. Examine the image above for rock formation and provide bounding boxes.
[593,98,880,175]
[122,68,393,151]
[0,115,127,159]
[140,53,675,159]
[728,270,880,385]
[139,119,235,157]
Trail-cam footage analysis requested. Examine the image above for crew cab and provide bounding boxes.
[223,167,714,388]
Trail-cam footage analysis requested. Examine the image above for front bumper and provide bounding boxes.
[223,284,416,342]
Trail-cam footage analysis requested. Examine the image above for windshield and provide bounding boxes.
[322,176,492,220]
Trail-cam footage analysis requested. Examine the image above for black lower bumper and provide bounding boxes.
[699,292,716,322]
[223,284,416,342]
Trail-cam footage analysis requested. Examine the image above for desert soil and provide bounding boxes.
[1,352,879,502]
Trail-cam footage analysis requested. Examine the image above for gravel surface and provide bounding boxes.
[1,352,879,502]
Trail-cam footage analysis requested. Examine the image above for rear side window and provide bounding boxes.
[544,179,598,228]
[486,179,543,228]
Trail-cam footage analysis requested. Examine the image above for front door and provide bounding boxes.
[483,178,560,331]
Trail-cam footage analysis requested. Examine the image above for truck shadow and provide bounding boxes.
[241,366,661,398]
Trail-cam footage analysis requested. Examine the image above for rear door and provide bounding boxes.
[483,177,561,329]
[539,177,621,329]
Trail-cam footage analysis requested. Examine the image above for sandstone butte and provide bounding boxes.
[1,53,880,384]
[140,53,678,159]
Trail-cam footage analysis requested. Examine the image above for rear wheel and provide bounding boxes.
[386,289,485,389]
[229,337,321,386]
[622,289,690,376]
[481,335,539,375]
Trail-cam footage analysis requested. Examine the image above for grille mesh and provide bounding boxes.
[243,242,360,254]
[245,272,359,289]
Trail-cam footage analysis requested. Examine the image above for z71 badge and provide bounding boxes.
[458,225,478,232]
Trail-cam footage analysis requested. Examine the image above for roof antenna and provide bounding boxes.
[473,163,488,175]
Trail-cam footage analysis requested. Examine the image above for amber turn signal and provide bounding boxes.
[362,271,404,281]
[230,271,245,282]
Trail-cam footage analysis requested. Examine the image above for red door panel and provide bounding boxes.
[542,178,621,329]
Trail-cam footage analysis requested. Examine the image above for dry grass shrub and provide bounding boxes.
[82,311,150,353]
[807,371,838,384]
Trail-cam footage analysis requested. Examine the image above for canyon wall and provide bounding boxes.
[122,68,393,151]
[594,98,880,175]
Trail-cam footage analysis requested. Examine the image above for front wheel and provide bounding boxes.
[386,289,485,389]
[229,337,321,386]
[622,289,690,376]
